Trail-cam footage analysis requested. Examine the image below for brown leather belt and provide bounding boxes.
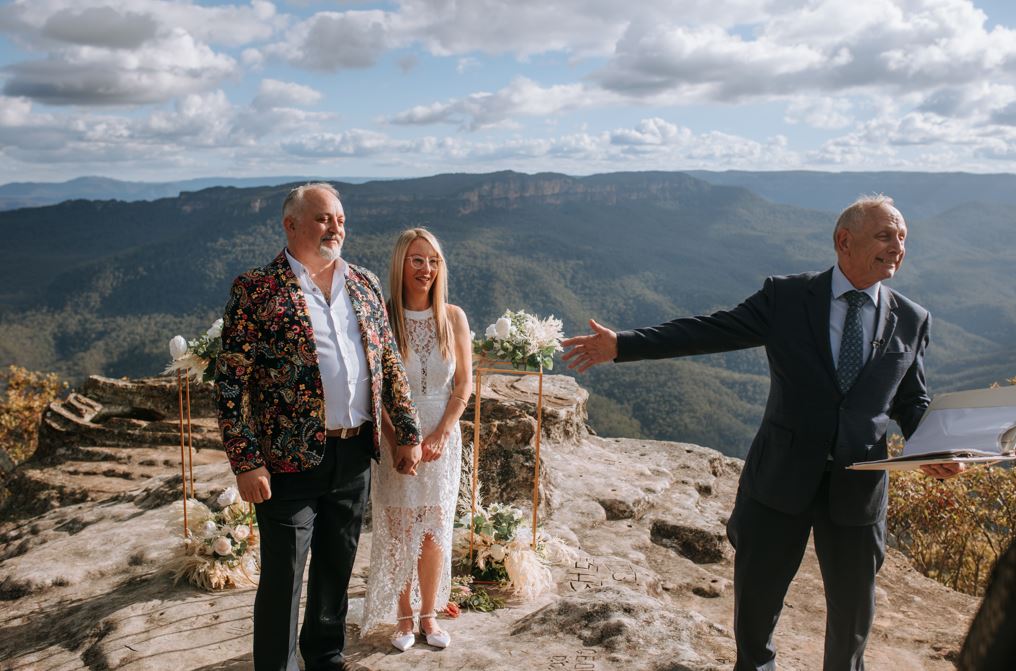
[326,424,365,439]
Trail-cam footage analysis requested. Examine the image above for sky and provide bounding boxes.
[2,0,1016,183]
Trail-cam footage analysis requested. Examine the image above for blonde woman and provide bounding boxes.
[362,228,471,651]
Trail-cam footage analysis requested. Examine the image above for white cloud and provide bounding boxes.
[389,77,604,130]
[0,1,279,49]
[267,10,393,70]
[456,57,479,74]
[252,79,323,110]
[282,129,416,157]
[784,97,854,129]
[609,118,690,146]
[263,0,779,72]
[3,30,237,105]
[0,1,279,106]
[40,6,159,49]
[595,23,825,99]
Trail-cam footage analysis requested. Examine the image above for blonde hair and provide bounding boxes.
[388,227,452,361]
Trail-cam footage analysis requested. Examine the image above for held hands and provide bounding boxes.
[421,428,450,462]
[562,319,619,373]
[236,466,272,504]
[395,443,423,476]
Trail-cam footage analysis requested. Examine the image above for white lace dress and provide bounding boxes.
[362,307,462,634]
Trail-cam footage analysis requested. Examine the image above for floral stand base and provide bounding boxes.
[166,489,260,591]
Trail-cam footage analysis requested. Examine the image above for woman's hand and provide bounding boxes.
[421,427,450,462]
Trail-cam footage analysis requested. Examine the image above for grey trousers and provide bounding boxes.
[726,474,886,671]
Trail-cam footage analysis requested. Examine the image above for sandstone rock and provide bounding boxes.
[650,519,728,564]
[459,373,587,510]
[0,373,979,671]
[4,376,225,522]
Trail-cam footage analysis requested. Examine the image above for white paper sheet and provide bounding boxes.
[904,406,1016,456]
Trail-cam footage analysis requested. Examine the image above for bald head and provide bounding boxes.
[834,195,907,289]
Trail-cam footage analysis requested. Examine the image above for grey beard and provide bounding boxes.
[318,242,342,261]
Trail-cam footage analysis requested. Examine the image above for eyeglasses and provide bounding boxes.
[407,255,442,270]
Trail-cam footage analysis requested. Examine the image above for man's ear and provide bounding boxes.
[283,216,295,232]
[834,228,850,254]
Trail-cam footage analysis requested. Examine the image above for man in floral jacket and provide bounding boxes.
[215,182,421,671]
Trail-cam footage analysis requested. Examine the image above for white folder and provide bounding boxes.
[849,384,1016,471]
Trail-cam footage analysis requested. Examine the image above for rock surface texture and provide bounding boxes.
[0,374,975,670]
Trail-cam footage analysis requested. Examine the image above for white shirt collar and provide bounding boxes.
[832,263,880,305]
[284,248,349,283]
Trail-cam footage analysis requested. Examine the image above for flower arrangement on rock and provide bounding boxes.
[472,309,564,371]
[167,486,260,591]
[164,318,223,383]
[446,575,505,613]
[452,501,573,601]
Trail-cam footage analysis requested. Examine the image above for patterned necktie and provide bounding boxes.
[836,290,868,393]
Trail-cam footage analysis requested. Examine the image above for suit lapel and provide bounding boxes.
[273,251,318,363]
[345,273,371,344]
[806,269,838,386]
[856,285,897,383]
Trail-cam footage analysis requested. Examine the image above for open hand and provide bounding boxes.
[562,319,618,373]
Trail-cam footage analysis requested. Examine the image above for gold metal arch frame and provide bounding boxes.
[177,371,195,537]
[469,358,544,564]
[175,372,255,538]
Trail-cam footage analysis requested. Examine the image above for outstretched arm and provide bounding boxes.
[563,277,774,373]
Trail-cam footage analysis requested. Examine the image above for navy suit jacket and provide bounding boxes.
[616,268,931,526]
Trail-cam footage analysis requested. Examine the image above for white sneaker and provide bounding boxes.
[391,614,416,652]
[420,613,450,649]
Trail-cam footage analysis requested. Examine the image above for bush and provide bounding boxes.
[0,365,66,467]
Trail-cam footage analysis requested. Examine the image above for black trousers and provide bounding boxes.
[252,430,373,671]
[726,473,886,671]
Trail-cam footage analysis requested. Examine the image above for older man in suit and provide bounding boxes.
[216,183,421,671]
[563,195,961,671]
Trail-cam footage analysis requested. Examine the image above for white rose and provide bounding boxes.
[169,335,189,360]
[489,543,506,562]
[495,317,511,339]
[201,520,218,536]
[216,487,240,507]
[230,525,250,542]
[206,319,223,339]
[213,536,233,556]
[485,324,498,338]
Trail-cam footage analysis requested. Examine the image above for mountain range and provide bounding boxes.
[1,170,1013,457]
[0,175,378,211]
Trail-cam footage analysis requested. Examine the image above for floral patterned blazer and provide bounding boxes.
[215,250,420,474]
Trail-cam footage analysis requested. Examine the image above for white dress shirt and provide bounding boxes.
[286,250,372,430]
[829,263,881,370]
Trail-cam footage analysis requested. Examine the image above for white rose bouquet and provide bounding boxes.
[166,485,260,591]
[472,309,564,370]
[164,318,223,382]
[452,501,574,601]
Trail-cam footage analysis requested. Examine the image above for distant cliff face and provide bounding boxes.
[0,374,976,670]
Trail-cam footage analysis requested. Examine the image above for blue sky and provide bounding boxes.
[2,0,1016,182]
